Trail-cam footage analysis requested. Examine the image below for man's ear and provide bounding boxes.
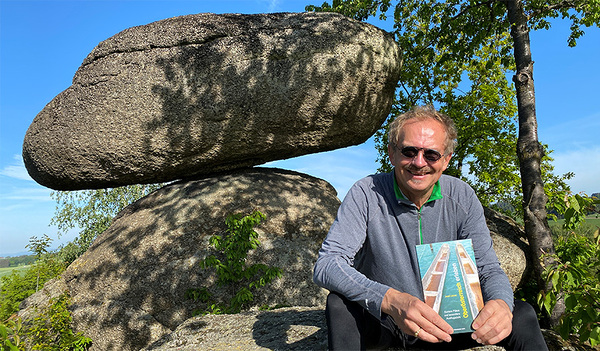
[441,153,453,171]
[387,143,395,165]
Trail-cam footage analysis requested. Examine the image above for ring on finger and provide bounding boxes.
[414,327,421,338]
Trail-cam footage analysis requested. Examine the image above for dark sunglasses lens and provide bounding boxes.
[424,150,441,161]
[401,147,419,158]
[400,147,441,161]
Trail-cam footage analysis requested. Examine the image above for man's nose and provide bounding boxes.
[411,151,428,167]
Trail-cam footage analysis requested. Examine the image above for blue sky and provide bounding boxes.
[1,0,598,256]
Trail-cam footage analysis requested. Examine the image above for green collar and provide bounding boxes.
[393,173,443,204]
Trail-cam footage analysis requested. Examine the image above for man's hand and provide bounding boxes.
[381,288,453,343]
[471,299,513,345]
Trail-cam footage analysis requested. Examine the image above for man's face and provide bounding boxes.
[388,118,452,206]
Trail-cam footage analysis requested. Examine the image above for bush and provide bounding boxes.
[187,210,282,314]
[539,194,600,347]
[26,293,91,350]
[0,258,65,322]
[538,231,600,347]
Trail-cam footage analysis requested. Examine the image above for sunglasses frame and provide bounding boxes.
[394,145,444,162]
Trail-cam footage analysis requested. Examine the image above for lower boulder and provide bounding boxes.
[20,167,340,351]
[484,207,532,290]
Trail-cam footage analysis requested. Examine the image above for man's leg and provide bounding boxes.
[497,300,548,351]
[325,291,396,350]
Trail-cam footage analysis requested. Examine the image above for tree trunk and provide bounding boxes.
[505,0,561,327]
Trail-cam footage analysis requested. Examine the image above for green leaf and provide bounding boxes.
[564,294,578,309]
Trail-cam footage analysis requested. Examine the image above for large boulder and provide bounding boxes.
[484,207,532,290]
[20,168,340,351]
[22,12,401,190]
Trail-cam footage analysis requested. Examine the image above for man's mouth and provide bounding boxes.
[408,168,431,176]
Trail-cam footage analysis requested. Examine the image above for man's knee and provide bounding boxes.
[512,300,539,328]
[326,291,346,312]
[504,300,548,350]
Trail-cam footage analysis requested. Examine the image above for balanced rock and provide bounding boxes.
[20,168,340,351]
[22,12,401,190]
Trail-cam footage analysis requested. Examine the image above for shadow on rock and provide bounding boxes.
[253,309,327,350]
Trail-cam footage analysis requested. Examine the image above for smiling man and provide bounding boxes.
[313,105,547,350]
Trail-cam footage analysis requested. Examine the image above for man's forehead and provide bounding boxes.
[398,118,447,139]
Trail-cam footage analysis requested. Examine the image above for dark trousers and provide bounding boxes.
[325,291,548,350]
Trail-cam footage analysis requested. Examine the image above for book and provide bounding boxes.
[416,239,484,334]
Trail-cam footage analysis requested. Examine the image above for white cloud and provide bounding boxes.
[257,0,281,13]
[2,187,53,202]
[270,0,281,12]
[551,146,600,195]
[0,154,33,181]
[539,111,600,151]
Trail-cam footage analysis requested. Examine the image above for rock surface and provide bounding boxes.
[20,167,340,351]
[484,207,531,290]
[144,306,328,350]
[143,306,591,351]
[22,12,401,190]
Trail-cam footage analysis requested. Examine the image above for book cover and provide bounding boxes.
[416,239,485,333]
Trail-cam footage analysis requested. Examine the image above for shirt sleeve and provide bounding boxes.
[312,180,391,318]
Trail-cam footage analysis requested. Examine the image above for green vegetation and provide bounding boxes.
[0,259,64,322]
[0,266,31,283]
[0,235,89,350]
[0,292,91,351]
[51,184,162,264]
[539,231,600,347]
[0,256,35,269]
[187,210,282,315]
[538,194,600,347]
[25,293,92,350]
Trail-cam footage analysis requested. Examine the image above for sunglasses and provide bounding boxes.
[395,145,444,162]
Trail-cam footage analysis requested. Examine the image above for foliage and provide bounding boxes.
[51,184,163,264]
[25,235,52,261]
[0,256,35,269]
[1,267,90,350]
[187,210,282,315]
[25,293,92,351]
[538,231,600,347]
[306,0,582,216]
[25,235,53,292]
[548,193,599,230]
[0,318,23,351]
[538,194,600,347]
[0,257,65,322]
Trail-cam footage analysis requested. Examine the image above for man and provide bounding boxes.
[313,106,547,350]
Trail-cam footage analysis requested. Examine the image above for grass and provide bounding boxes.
[0,265,31,282]
[549,215,600,228]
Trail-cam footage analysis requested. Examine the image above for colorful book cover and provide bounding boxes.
[416,239,485,333]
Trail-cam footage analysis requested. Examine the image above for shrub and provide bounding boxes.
[538,231,600,347]
[0,258,65,322]
[539,194,600,347]
[26,293,91,350]
[187,210,282,314]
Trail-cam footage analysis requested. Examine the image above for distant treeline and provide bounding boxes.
[0,255,35,268]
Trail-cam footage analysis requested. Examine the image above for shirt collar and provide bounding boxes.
[393,171,443,204]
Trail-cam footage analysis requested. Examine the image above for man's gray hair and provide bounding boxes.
[388,105,457,155]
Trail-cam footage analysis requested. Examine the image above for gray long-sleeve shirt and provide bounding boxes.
[313,172,514,320]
